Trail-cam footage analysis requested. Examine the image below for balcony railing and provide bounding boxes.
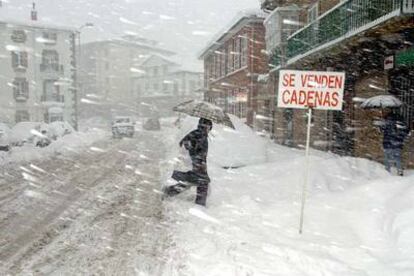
[285,0,408,65]
[14,91,29,102]
[41,94,64,103]
[40,63,64,74]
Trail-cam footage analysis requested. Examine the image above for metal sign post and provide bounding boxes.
[277,70,345,234]
[299,106,313,234]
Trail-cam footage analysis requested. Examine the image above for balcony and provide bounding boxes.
[40,63,64,75]
[14,91,29,102]
[41,94,65,103]
[284,0,414,66]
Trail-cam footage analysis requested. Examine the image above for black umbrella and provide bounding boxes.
[360,95,403,109]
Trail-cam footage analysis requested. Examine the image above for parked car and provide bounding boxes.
[112,116,135,138]
[0,123,11,151]
[34,129,52,148]
[10,122,47,146]
[48,121,74,140]
[143,117,161,131]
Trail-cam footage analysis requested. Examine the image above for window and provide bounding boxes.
[49,113,63,122]
[212,55,217,79]
[174,82,179,95]
[42,32,57,44]
[153,67,158,76]
[215,54,221,78]
[189,80,196,92]
[241,36,248,67]
[220,50,226,76]
[42,80,61,102]
[41,50,59,71]
[234,37,241,70]
[308,2,318,23]
[227,42,233,73]
[208,56,214,81]
[11,51,28,69]
[11,30,27,43]
[13,78,29,102]
[182,79,187,92]
[15,110,30,123]
[163,65,168,75]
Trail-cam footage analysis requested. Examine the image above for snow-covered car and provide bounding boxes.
[143,117,161,131]
[9,122,48,147]
[48,121,75,140]
[0,123,11,151]
[112,116,135,138]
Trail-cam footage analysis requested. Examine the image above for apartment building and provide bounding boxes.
[132,54,203,117]
[79,36,175,106]
[0,20,77,127]
[199,10,269,127]
[263,0,414,167]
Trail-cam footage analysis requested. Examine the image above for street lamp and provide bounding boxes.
[74,22,94,131]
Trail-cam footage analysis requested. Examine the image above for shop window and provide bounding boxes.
[49,113,63,122]
[15,110,30,123]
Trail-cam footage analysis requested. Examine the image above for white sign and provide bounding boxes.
[278,70,345,110]
[384,55,394,70]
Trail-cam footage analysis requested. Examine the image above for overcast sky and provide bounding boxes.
[0,0,260,59]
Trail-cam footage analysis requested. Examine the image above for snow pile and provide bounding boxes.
[177,115,267,168]
[162,121,414,275]
[0,128,108,165]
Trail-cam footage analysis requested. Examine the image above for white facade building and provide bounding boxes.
[133,54,203,117]
[0,20,77,127]
[79,36,175,106]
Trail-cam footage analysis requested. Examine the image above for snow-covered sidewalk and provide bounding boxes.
[161,118,414,276]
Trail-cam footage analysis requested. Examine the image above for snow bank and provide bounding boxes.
[0,128,108,165]
[162,125,414,275]
[178,115,267,168]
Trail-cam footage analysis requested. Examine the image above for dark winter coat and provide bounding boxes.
[381,112,409,149]
[179,125,209,174]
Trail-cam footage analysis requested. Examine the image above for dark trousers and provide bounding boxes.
[166,170,210,206]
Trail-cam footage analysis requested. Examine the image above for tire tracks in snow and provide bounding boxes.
[0,132,171,275]
[0,138,131,272]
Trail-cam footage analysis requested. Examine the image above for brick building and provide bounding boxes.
[263,0,414,167]
[199,10,269,127]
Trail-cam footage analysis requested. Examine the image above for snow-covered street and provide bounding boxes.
[0,131,169,275]
[0,119,413,276]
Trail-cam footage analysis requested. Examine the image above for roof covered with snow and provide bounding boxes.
[83,37,175,56]
[198,9,267,59]
[0,18,76,32]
